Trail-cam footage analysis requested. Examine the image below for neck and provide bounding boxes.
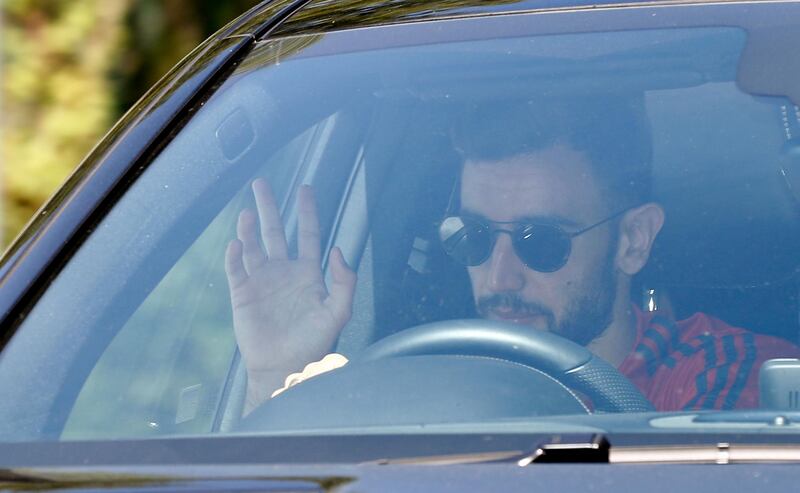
[586,286,637,367]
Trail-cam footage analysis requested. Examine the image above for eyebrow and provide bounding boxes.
[459,208,582,229]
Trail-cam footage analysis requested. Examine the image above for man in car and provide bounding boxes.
[224,99,800,415]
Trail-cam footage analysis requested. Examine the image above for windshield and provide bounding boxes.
[2,2,800,449]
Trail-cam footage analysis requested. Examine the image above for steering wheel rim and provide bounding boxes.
[358,318,653,413]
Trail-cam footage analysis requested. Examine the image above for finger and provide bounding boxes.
[323,247,357,324]
[297,185,321,261]
[224,239,248,290]
[252,179,289,260]
[237,209,266,274]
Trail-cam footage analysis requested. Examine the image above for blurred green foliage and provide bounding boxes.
[1,0,260,245]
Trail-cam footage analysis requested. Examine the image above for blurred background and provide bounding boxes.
[1,0,261,247]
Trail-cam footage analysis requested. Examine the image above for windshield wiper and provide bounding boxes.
[523,434,609,464]
[372,433,800,466]
[370,434,610,465]
[529,435,800,465]
[609,442,800,464]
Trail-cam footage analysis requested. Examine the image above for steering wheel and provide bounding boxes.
[358,318,653,413]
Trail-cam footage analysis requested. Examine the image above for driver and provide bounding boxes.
[224,99,800,415]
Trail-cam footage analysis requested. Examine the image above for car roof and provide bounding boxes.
[271,0,678,37]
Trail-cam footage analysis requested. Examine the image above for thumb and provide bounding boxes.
[324,247,356,324]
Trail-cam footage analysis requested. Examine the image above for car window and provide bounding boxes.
[61,124,325,440]
[2,5,800,445]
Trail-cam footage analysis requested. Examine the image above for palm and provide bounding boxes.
[229,257,343,372]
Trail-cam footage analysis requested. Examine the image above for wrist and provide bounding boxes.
[243,368,293,415]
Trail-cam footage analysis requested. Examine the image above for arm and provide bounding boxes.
[224,179,357,415]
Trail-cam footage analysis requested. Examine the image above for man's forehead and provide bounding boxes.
[459,147,605,222]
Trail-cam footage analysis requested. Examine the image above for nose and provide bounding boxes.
[485,233,526,292]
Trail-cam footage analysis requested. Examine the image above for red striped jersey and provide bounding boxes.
[618,307,800,411]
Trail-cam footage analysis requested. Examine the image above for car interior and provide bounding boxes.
[1,11,800,441]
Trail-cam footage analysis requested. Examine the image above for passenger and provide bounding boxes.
[224,99,800,414]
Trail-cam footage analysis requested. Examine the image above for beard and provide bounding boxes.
[475,242,618,346]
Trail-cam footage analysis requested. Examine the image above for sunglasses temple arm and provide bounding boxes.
[444,171,463,215]
[571,208,630,237]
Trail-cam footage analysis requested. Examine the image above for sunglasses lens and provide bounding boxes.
[440,217,573,272]
[515,225,572,272]
[439,216,492,266]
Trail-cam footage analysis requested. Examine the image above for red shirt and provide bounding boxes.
[618,307,800,411]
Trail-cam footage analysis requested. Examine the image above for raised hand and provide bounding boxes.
[224,179,356,413]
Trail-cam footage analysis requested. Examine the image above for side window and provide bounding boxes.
[62,123,323,439]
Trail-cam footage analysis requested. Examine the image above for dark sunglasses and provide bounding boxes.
[439,209,629,273]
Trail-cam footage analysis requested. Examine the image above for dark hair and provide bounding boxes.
[451,97,653,209]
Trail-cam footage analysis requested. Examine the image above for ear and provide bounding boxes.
[616,203,665,276]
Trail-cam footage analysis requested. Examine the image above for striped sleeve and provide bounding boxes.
[678,333,758,410]
[622,307,800,411]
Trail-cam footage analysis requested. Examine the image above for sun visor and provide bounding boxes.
[738,27,800,107]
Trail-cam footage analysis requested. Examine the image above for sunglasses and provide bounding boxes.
[439,209,628,273]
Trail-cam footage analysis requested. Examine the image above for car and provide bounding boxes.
[2,0,800,490]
